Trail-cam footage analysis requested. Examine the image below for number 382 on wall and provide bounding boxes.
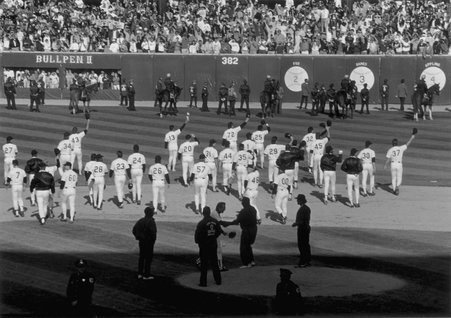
[221,57,239,65]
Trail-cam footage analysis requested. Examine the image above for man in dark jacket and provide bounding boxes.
[275,268,302,315]
[201,82,209,112]
[341,148,363,208]
[380,79,389,111]
[30,162,55,224]
[188,80,197,108]
[320,145,343,204]
[217,83,228,114]
[360,83,370,114]
[239,79,251,113]
[127,80,136,111]
[195,206,222,287]
[25,149,44,206]
[154,77,164,111]
[4,77,17,110]
[29,81,41,112]
[67,258,95,316]
[133,207,157,280]
[292,194,311,267]
[69,79,80,114]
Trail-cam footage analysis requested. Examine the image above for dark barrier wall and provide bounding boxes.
[2,52,451,105]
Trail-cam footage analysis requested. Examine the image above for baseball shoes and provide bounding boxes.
[281,217,287,225]
[394,188,399,195]
[60,218,67,222]
[31,202,36,206]
[14,210,19,217]
[368,192,375,196]
[137,200,141,205]
[317,184,323,189]
[240,264,252,269]
[142,276,154,280]
[361,193,368,197]
[349,202,355,208]
[323,199,328,205]
[250,261,256,267]
[40,218,46,225]
[161,206,167,213]
[293,181,298,189]
[69,218,74,223]
[331,197,337,202]
[19,210,25,217]
[137,274,143,280]
[119,202,124,208]
[354,203,360,208]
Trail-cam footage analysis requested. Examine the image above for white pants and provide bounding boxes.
[11,184,24,211]
[236,165,247,197]
[61,188,76,219]
[114,175,126,203]
[222,163,232,185]
[390,162,403,189]
[59,154,72,176]
[361,163,375,193]
[194,178,208,212]
[4,158,13,182]
[256,144,264,167]
[131,168,143,201]
[168,149,177,171]
[70,148,83,173]
[245,188,260,219]
[323,170,336,200]
[206,162,217,190]
[36,189,50,219]
[307,148,313,168]
[28,173,36,204]
[268,159,278,183]
[275,189,289,217]
[285,169,294,188]
[93,177,105,207]
[294,162,299,182]
[312,155,323,185]
[152,180,165,209]
[182,157,194,185]
[230,142,237,153]
[346,174,360,204]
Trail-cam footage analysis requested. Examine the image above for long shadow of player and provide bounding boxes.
[265,210,284,224]
[185,201,201,215]
[260,182,273,194]
[309,190,324,202]
[375,182,393,194]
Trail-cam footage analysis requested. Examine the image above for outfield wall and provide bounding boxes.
[1,52,450,105]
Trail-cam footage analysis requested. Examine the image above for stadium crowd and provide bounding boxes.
[0,0,450,55]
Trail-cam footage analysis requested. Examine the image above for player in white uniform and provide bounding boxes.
[3,136,18,185]
[358,140,376,196]
[69,119,90,174]
[178,134,199,186]
[203,139,219,192]
[6,159,26,217]
[384,132,416,195]
[127,144,146,204]
[109,151,129,208]
[311,124,331,187]
[272,169,292,224]
[148,155,170,212]
[242,132,257,167]
[251,121,271,168]
[222,116,249,152]
[264,136,286,188]
[233,144,253,200]
[59,162,78,222]
[90,154,108,210]
[84,153,97,205]
[190,154,212,214]
[302,127,316,173]
[244,165,261,222]
[164,118,188,171]
[218,141,235,194]
[56,132,73,177]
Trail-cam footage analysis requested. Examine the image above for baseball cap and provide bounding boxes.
[144,207,154,216]
[350,148,358,156]
[280,268,292,276]
[64,131,70,137]
[31,149,38,156]
[96,153,103,159]
[199,154,206,160]
[6,136,13,141]
[296,194,307,203]
[325,145,333,153]
[365,140,372,147]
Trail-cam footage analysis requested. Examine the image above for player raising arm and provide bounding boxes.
[222,114,250,152]
[251,120,271,168]
[164,116,189,172]
[70,116,90,175]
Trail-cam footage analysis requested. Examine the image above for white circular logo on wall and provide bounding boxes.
[420,67,446,90]
[284,66,309,92]
[350,66,375,92]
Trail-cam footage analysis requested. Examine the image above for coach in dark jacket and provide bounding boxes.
[127,80,136,111]
[133,207,157,280]
[341,148,363,208]
[292,194,311,267]
[320,145,343,204]
[30,162,55,225]
[4,77,17,110]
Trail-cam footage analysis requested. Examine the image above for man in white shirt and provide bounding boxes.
[6,159,26,217]
[90,154,108,210]
[56,132,73,176]
[127,144,146,205]
[59,162,78,222]
[203,139,219,192]
[233,144,253,200]
[178,134,199,186]
[3,135,18,185]
[190,154,212,214]
[251,121,271,168]
[218,141,235,194]
[70,119,90,175]
[358,140,376,196]
[222,116,250,152]
[148,155,170,212]
[164,118,188,171]
[109,150,129,208]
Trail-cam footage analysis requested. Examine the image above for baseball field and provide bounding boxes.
[0,101,450,317]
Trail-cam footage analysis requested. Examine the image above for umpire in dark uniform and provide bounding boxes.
[133,207,157,280]
[195,206,222,287]
[221,197,258,268]
[4,77,17,110]
[292,194,311,268]
[239,79,250,113]
[274,268,302,315]
[67,258,95,316]
[201,82,209,112]
[127,80,136,111]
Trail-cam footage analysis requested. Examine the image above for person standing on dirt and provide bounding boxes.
[292,194,311,268]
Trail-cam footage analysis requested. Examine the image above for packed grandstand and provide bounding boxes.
[0,0,450,55]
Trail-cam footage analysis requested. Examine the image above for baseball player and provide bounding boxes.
[190,154,212,214]
[69,119,90,175]
[127,144,146,204]
[341,148,363,207]
[320,145,343,204]
[244,165,261,222]
[251,120,271,168]
[90,154,108,210]
[358,141,376,196]
[56,132,74,177]
[311,123,331,187]
[302,127,316,173]
[148,155,170,212]
[109,151,130,208]
[242,133,257,167]
[203,139,219,192]
[59,162,78,222]
[3,136,18,185]
[24,149,43,206]
[272,168,292,224]
[30,162,55,225]
[178,134,199,187]
[84,153,97,206]
[384,130,416,195]
[222,116,250,152]
[164,118,189,172]
[264,136,286,188]
[218,141,235,194]
[233,144,253,200]
[6,159,27,217]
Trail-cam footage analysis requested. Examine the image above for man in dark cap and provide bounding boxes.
[25,149,43,206]
[30,161,55,224]
[67,258,95,315]
[195,206,222,287]
[4,77,17,110]
[127,79,136,111]
[239,79,251,113]
[275,268,302,315]
[320,145,343,204]
[292,194,311,267]
[217,83,229,114]
[341,148,363,207]
[133,207,157,280]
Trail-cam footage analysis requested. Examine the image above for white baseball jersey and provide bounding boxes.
[69,131,86,149]
[61,169,78,187]
[219,148,235,164]
[386,145,408,163]
[7,167,26,185]
[264,144,285,160]
[242,140,256,152]
[203,147,218,163]
[149,163,169,181]
[128,153,146,169]
[92,162,107,177]
[45,166,58,176]
[165,129,181,151]
[275,173,291,191]
[252,130,269,145]
[234,150,252,167]
[222,127,241,143]
[312,137,329,156]
[193,162,211,178]
[58,139,73,156]
[358,148,376,164]
[84,160,96,174]
[110,158,129,176]
[178,141,199,158]
[246,170,260,190]
[3,143,18,159]
[302,133,316,150]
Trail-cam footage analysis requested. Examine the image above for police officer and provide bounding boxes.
[29,81,40,112]
[217,83,228,115]
[120,79,128,106]
[239,79,251,113]
[380,79,389,111]
[228,81,237,116]
[326,83,339,118]
[154,77,164,113]
[263,75,273,108]
[274,268,302,315]
[195,206,222,287]
[30,162,55,225]
[341,148,363,208]
[360,83,370,114]
[4,77,17,110]
[201,82,209,112]
[66,258,95,316]
[38,80,46,106]
[25,149,43,206]
[311,82,320,115]
[133,207,157,280]
[127,79,136,111]
[188,80,198,108]
[69,79,80,114]
[292,194,311,268]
